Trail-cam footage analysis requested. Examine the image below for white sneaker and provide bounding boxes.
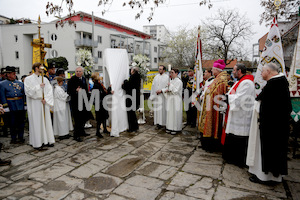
[171,131,177,135]
[84,122,92,128]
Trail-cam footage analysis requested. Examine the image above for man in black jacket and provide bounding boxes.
[249,63,292,183]
[122,67,141,132]
[67,66,90,142]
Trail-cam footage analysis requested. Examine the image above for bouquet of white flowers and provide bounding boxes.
[76,48,94,77]
[131,54,150,81]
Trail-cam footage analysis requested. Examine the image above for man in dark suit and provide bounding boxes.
[122,67,141,132]
[67,66,90,142]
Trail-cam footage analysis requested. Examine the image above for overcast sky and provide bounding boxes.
[0,0,272,60]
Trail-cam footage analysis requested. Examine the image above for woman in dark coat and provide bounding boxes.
[122,67,141,132]
[91,73,112,138]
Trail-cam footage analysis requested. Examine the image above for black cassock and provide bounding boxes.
[257,75,292,177]
[122,72,141,132]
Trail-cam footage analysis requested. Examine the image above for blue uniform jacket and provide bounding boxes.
[0,80,26,111]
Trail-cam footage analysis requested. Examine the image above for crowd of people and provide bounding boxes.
[0,60,293,185]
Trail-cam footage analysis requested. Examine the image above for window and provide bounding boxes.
[51,50,58,58]
[154,46,157,53]
[154,57,157,63]
[51,34,57,41]
[15,51,19,59]
[14,35,18,42]
[98,51,102,58]
[97,36,102,43]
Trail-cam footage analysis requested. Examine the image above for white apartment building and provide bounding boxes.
[0,12,167,76]
[143,25,170,43]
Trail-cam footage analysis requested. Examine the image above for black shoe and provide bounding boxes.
[18,138,25,144]
[74,137,83,142]
[10,140,18,144]
[0,159,11,166]
[190,124,196,128]
[82,133,90,137]
[47,143,54,147]
[34,146,47,151]
[249,175,261,183]
[96,132,103,138]
[103,129,110,134]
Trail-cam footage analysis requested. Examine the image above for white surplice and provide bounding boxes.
[53,85,73,136]
[149,73,169,126]
[246,101,283,182]
[162,77,183,131]
[24,73,55,148]
[226,79,255,136]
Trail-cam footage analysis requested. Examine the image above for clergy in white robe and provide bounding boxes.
[222,64,255,167]
[24,62,55,149]
[162,68,183,134]
[53,77,73,138]
[149,65,169,129]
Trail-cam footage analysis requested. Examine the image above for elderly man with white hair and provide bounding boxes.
[67,66,91,142]
[247,63,292,183]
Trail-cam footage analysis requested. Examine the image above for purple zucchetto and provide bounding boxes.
[213,59,226,70]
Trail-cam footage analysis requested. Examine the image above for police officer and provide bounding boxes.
[0,66,26,144]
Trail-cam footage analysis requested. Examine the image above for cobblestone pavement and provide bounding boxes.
[0,125,299,200]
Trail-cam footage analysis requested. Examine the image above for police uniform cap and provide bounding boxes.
[5,66,16,73]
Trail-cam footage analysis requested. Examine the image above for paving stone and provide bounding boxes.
[149,135,172,144]
[149,151,187,167]
[161,142,196,155]
[78,172,123,194]
[30,147,57,157]
[9,153,36,166]
[104,155,145,177]
[287,181,300,200]
[19,196,40,200]
[185,177,214,199]
[222,164,286,198]
[29,163,74,183]
[123,133,153,148]
[52,142,68,149]
[64,191,85,200]
[100,145,135,162]
[214,186,269,200]
[8,151,72,181]
[159,192,198,200]
[136,162,178,180]
[285,168,300,183]
[114,183,161,200]
[0,151,15,159]
[104,194,128,200]
[125,175,164,190]
[186,150,223,165]
[34,175,83,200]
[169,172,201,187]
[62,149,104,167]
[131,142,164,158]
[182,162,222,179]
[61,142,94,153]
[70,159,110,178]
[169,136,199,146]
[6,145,32,154]
[0,180,42,199]
[97,138,128,150]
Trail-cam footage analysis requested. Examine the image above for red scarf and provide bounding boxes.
[221,75,254,145]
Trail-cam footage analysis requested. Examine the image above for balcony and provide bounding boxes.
[74,39,98,48]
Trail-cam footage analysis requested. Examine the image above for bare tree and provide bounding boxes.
[260,0,300,25]
[201,8,254,65]
[46,0,212,25]
[165,26,198,69]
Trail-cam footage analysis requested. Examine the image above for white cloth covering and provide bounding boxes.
[162,77,183,131]
[24,73,55,148]
[246,101,283,182]
[226,79,255,136]
[103,49,129,137]
[53,85,73,136]
[149,73,169,126]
